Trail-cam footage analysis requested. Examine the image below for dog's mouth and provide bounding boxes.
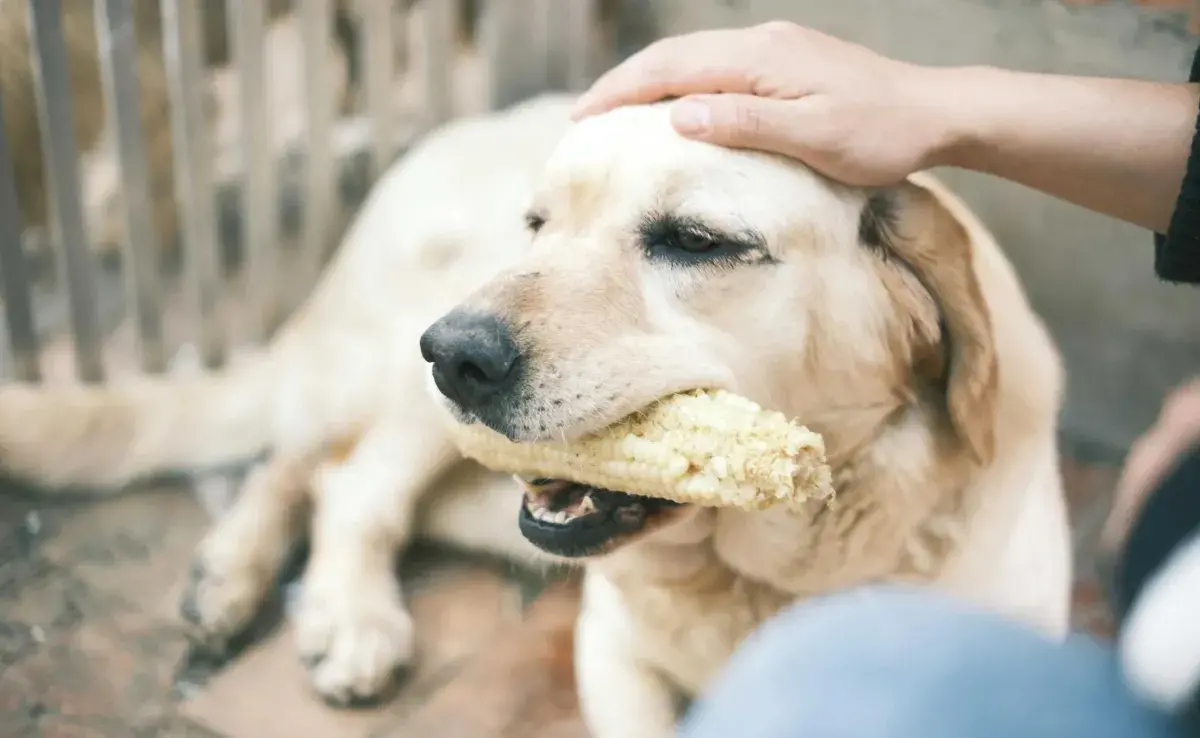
[517,477,685,558]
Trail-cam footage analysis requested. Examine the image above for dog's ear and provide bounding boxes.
[860,177,999,465]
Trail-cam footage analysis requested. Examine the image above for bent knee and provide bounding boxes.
[682,586,1168,738]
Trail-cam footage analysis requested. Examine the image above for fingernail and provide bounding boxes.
[671,100,711,135]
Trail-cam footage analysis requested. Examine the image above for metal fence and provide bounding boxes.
[0,0,603,385]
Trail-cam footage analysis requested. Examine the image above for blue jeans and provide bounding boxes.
[679,586,1189,738]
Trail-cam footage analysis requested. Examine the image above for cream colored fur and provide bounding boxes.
[427,104,1071,737]
[0,94,1071,728]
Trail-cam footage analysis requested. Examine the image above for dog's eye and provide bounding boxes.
[670,229,721,254]
[638,213,770,268]
[524,212,546,233]
[651,227,732,260]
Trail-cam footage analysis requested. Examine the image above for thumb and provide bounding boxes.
[669,94,809,158]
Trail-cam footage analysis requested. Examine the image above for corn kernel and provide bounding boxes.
[444,389,835,510]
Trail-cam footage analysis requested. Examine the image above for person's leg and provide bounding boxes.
[679,585,1188,738]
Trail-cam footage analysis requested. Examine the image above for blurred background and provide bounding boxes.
[0,1,1196,736]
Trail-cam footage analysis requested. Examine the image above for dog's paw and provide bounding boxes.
[179,555,271,650]
[293,580,416,706]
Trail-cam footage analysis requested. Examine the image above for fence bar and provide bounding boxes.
[563,0,596,91]
[528,0,554,91]
[96,0,166,374]
[483,0,544,109]
[0,89,40,383]
[27,0,105,383]
[301,0,335,276]
[393,0,409,78]
[481,0,519,109]
[229,0,279,340]
[362,0,395,177]
[162,0,225,368]
[420,0,454,126]
[541,0,596,93]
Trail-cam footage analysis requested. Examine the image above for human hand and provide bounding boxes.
[571,22,969,187]
[1102,378,1200,551]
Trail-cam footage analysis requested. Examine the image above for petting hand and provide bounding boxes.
[1103,377,1200,551]
[571,21,968,187]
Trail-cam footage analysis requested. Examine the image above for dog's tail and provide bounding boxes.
[0,356,277,493]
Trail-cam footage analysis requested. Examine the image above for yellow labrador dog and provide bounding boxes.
[420,100,1073,736]
[0,93,1071,730]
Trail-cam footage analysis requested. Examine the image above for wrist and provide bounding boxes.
[910,64,1010,172]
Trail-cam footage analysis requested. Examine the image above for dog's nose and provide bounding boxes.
[420,311,521,409]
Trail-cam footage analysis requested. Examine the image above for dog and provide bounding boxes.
[0,92,1072,731]
[419,101,1073,735]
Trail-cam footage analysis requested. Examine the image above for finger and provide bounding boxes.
[571,30,763,120]
[1159,377,1200,429]
[1103,423,1172,549]
[1102,420,1200,549]
[1102,438,1200,550]
[1103,378,1200,548]
[669,94,814,160]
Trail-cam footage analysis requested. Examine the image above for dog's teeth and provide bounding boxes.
[578,495,597,515]
[527,500,582,527]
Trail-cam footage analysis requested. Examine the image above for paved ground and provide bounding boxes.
[0,447,1121,738]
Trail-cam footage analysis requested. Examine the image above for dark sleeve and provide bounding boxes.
[1155,46,1200,284]
[1111,444,1200,729]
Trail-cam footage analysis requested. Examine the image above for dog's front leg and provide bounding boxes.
[294,411,458,706]
[576,574,680,738]
[181,453,314,650]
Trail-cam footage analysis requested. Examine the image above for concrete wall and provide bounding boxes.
[644,0,1200,457]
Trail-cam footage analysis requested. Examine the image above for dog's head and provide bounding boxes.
[420,103,997,560]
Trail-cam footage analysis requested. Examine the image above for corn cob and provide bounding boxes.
[446,389,835,510]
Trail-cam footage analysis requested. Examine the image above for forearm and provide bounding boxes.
[930,65,1199,233]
